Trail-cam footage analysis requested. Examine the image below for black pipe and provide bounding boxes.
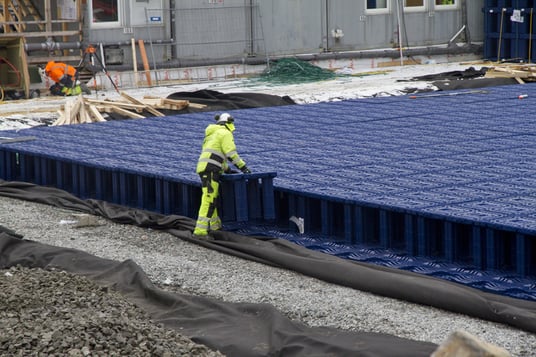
[24,39,174,52]
[104,42,482,71]
[25,39,481,71]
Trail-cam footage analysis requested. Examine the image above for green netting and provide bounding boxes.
[259,58,336,84]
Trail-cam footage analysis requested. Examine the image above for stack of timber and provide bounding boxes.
[484,63,536,83]
[52,95,106,126]
[53,92,206,126]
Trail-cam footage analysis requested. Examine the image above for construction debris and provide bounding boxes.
[53,95,106,126]
[52,92,207,126]
[484,63,536,83]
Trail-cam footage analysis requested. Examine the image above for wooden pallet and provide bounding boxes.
[484,63,536,83]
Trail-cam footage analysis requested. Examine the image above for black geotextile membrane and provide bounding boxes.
[165,89,296,113]
[0,233,437,357]
[1,180,536,355]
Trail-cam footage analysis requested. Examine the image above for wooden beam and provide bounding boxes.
[120,91,164,117]
[87,105,107,122]
[138,40,152,86]
[132,38,139,87]
[44,0,52,33]
[0,30,81,38]
[97,105,146,119]
[86,98,147,110]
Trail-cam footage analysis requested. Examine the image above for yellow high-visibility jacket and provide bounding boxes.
[196,123,246,174]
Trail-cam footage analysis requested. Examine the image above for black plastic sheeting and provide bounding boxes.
[0,181,438,357]
[165,89,296,114]
[104,90,296,120]
[403,66,520,91]
[1,180,536,354]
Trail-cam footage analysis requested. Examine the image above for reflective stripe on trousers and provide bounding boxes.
[194,171,222,235]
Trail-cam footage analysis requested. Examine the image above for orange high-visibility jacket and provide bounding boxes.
[44,61,77,83]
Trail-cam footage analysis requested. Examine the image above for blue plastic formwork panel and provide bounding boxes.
[2,83,536,235]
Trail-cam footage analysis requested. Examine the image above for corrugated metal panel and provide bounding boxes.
[83,0,484,67]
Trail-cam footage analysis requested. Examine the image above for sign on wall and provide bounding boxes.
[58,0,78,20]
[131,0,163,26]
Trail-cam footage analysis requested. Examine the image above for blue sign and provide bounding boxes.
[150,16,161,22]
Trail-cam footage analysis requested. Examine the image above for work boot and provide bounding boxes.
[80,82,91,95]
[192,232,214,241]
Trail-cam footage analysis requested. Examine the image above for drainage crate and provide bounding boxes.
[0,144,277,225]
[1,83,536,278]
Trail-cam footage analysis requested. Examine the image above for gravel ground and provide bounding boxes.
[1,196,535,356]
[0,265,224,357]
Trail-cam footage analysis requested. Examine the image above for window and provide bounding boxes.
[91,0,120,26]
[366,0,388,10]
[404,0,425,11]
[366,0,389,14]
[435,0,457,9]
[405,0,424,7]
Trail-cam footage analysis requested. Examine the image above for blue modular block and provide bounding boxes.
[379,210,390,248]
[354,206,365,245]
[220,172,277,223]
[486,229,497,270]
[404,214,415,256]
[0,150,6,180]
[344,204,352,243]
[2,81,536,278]
[516,233,527,277]
[472,227,484,269]
[417,217,427,257]
[443,221,454,263]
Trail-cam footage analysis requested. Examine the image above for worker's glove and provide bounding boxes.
[240,166,251,174]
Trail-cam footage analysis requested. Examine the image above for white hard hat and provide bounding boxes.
[215,113,234,124]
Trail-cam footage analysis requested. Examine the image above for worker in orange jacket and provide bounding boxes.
[44,61,90,96]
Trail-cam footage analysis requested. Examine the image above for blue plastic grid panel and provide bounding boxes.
[3,82,536,278]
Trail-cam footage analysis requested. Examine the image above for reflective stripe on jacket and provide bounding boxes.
[45,61,77,83]
[196,124,246,174]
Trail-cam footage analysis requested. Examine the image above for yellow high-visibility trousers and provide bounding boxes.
[194,171,222,236]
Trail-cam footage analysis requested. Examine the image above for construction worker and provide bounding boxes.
[44,61,90,96]
[194,113,251,239]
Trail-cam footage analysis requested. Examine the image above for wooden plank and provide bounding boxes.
[138,39,152,86]
[87,104,107,122]
[120,91,164,117]
[70,96,83,123]
[18,37,31,99]
[63,101,72,125]
[139,98,163,107]
[86,98,147,111]
[142,95,204,108]
[97,105,146,119]
[188,102,207,109]
[132,38,139,87]
[52,110,66,126]
[79,99,91,123]
[162,98,189,107]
